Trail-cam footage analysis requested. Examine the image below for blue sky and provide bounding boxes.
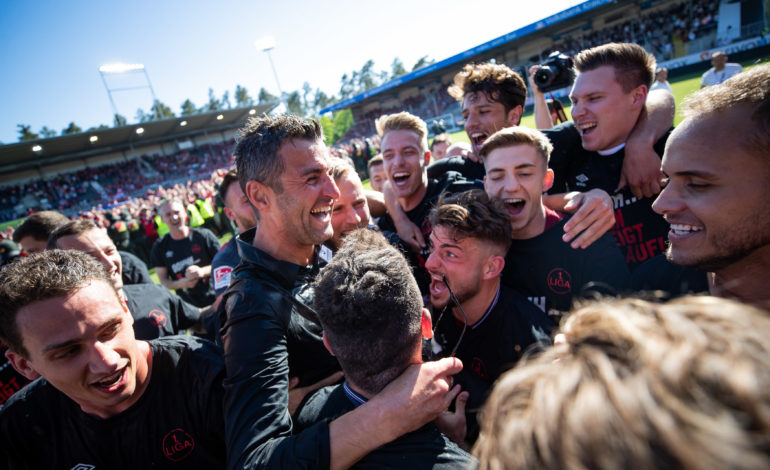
[0,0,582,144]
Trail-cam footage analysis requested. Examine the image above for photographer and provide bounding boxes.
[528,52,574,130]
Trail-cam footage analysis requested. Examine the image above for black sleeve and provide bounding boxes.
[120,251,153,285]
[427,156,486,181]
[221,283,331,469]
[543,123,581,194]
[202,229,222,262]
[170,292,203,330]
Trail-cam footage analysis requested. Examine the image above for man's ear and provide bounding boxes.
[423,151,432,167]
[543,168,555,192]
[482,255,505,280]
[222,206,235,222]
[421,308,433,339]
[6,349,41,381]
[506,105,524,127]
[322,332,335,356]
[631,84,648,108]
[245,180,271,212]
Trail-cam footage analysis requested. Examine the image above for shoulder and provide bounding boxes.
[0,377,61,423]
[295,385,349,431]
[150,336,224,376]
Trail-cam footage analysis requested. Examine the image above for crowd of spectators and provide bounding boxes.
[0,140,236,223]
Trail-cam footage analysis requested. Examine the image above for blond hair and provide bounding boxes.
[375,112,429,153]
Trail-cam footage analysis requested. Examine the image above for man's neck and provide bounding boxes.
[398,177,429,212]
[512,203,548,240]
[709,247,770,307]
[453,278,500,325]
[252,222,315,266]
[169,225,190,240]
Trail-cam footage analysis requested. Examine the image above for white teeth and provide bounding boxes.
[310,206,331,214]
[503,198,524,204]
[94,370,122,387]
[578,122,597,131]
[393,172,409,178]
[670,223,704,234]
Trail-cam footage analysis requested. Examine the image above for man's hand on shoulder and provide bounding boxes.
[436,390,469,449]
[562,189,616,249]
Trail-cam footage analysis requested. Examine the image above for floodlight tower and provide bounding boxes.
[254,36,284,97]
[98,63,158,121]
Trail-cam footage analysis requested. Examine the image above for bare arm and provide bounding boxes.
[382,180,425,252]
[364,190,386,217]
[528,66,555,130]
[619,88,675,199]
[156,266,197,290]
[543,189,615,249]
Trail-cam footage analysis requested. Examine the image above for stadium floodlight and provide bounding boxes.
[32,145,42,152]
[135,127,144,135]
[180,120,187,126]
[254,36,283,97]
[98,62,158,125]
[89,135,98,143]
[216,114,224,120]
[249,109,256,115]
[98,63,145,74]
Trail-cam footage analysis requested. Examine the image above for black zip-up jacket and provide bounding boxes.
[221,228,339,470]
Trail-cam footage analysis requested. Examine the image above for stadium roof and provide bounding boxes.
[0,103,275,176]
[320,0,614,114]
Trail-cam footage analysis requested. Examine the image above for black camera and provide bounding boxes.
[534,51,575,93]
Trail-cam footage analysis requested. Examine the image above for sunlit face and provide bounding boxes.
[56,229,124,291]
[159,201,186,231]
[381,129,430,211]
[18,236,47,255]
[570,66,644,152]
[652,109,770,272]
[368,163,387,192]
[224,182,256,233]
[462,91,521,157]
[431,141,450,161]
[272,139,341,248]
[330,173,371,250]
[484,144,553,240]
[424,226,488,311]
[8,281,149,419]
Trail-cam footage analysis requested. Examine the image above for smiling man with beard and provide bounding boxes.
[0,250,226,469]
[425,189,552,444]
[327,159,373,252]
[480,126,630,320]
[222,114,466,470]
[650,65,770,307]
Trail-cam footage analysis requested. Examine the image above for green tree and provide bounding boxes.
[180,99,197,116]
[330,109,353,144]
[234,84,254,107]
[320,114,334,143]
[149,99,175,120]
[203,88,221,112]
[391,57,407,79]
[61,122,82,135]
[357,59,378,92]
[221,90,232,109]
[113,113,128,127]
[17,124,39,141]
[285,91,304,116]
[412,55,435,71]
[87,124,110,131]
[258,87,279,105]
[135,108,149,123]
[39,126,57,138]
[313,89,334,115]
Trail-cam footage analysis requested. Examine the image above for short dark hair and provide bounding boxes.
[448,62,527,113]
[479,126,553,165]
[431,133,451,151]
[235,114,324,197]
[574,42,655,92]
[313,229,423,396]
[682,64,769,163]
[47,219,100,250]
[0,250,117,357]
[218,168,240,204]
[429,189,512,256]
[12,211,70,243]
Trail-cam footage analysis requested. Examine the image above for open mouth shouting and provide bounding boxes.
[310,203,333,224]
[391,171,412,190]
[576,120,597,138]
[469,131,489,154]
[502,198,526,218]
[91,366,128,394]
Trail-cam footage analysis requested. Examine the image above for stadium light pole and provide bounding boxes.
[254,36,284,98]
[98,63,158,124]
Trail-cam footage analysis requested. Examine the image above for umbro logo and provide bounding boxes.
[71,465,95,470]
[575,174,589,187]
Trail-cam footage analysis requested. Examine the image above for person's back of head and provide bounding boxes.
[313,229,423,397]
[474,296,770,470]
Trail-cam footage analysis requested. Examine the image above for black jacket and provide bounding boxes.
[220,228,338,470]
